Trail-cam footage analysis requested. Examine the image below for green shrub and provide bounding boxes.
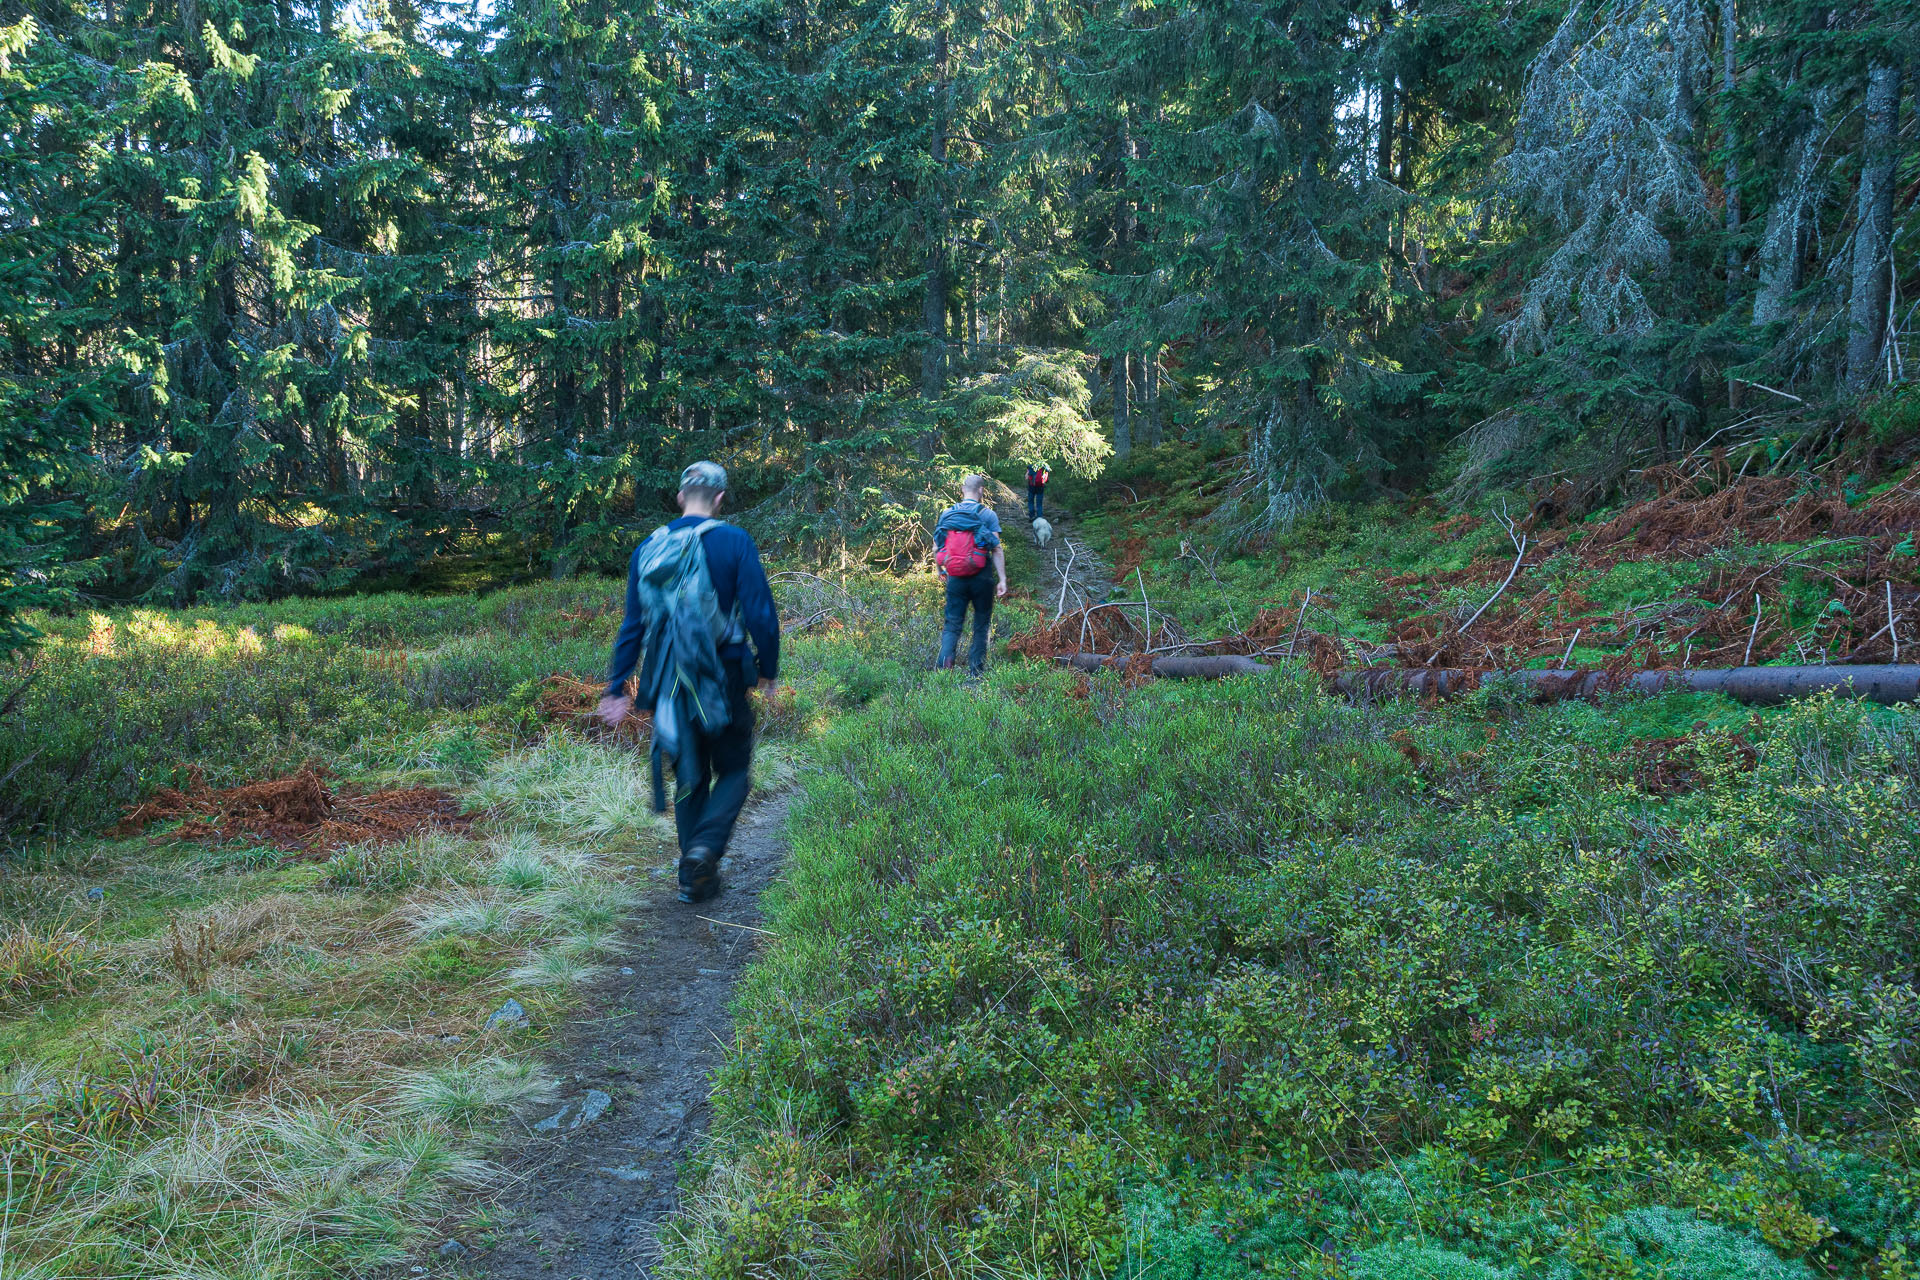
[1575,1207,1815,1280]
[678,665,1920,1275]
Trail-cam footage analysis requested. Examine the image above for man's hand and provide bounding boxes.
[995,579,1008,598]
[595,693,633,726]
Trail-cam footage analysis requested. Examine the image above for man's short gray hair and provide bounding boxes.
[679,461,728,497]
[961,473,987,495]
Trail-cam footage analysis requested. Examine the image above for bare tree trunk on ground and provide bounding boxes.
[1336,663,1920,706]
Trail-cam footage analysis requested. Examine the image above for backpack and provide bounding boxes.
[1027,466,1049,488]
[936,525,989,577]
[630,519,742,810]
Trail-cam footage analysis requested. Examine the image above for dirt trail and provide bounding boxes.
[994,487,1112,619]
[471,795,789,1280]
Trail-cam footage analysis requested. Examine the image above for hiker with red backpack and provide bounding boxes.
[933,474,1008,675]
[596,461,780,904]
[1025,462,1050,520]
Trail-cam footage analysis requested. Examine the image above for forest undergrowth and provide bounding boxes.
[679,648,1920,1279]
[5,461,1920,1278]
[657,457,1920,1278]
[1010,436,1920,677]
[0,571,977,1278]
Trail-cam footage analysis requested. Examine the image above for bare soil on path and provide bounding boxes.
[992,488,1112,619]
[470,794,790,1280]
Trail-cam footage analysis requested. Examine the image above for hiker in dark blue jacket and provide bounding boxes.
[598,461,780,903]
[933,474,1007,675]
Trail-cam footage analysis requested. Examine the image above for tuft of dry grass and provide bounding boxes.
[0,917,99,1007]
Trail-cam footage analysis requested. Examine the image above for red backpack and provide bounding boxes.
[936,526,989,577]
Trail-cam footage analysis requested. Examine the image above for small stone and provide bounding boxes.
[438,1034,463,1044]
[438,1239,469,1258]
[570,1089,613,1129]
[697,967,725,977]
[534,1102,573,1132]
[483,998,529,1032]
[601,1165,653,1183]
[620,967,635,976]
[84,887,105,902]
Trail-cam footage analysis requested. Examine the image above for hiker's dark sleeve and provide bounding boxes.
[605,547,645,697]
[736,538,781,681]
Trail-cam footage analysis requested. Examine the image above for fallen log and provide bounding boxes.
[1058,653,1273,678]
[1333,664,1920,707]
[1054,652,1920,705]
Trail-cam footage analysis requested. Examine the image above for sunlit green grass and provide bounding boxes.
[0,567,956,1279]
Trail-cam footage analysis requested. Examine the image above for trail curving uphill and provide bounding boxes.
[992,486,1112,621]
[473,795,789,1280]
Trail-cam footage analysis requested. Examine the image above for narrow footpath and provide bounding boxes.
[473,795,790,1280]
[992,483,1113,620]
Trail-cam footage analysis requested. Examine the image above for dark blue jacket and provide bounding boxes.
[605,517,780,696]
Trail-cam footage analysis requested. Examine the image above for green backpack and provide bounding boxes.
[631,520,742,810]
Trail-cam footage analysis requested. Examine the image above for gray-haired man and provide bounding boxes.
[598,462,780,903]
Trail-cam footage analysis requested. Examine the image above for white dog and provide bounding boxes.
[1031,517,1053,547]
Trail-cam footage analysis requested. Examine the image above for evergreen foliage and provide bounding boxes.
[0,0,1912,639]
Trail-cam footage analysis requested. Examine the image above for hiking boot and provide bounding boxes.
[677,846,722,904]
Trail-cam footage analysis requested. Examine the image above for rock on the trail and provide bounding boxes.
[620,966,635,975]
[573,1088,612,1128]
[483,997,529,1032]
[438,1239,469,1258]
[601,1165,654,1182]
[533,1088,614,1133]
[85,887,105,902]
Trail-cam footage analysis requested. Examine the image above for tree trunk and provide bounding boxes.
[1061,653,1270,678]
[1144,347,1160,446]
[1334,663,1920,707]
[1112,110,1135,457]
[1752,87,1827,326]
[1131,349,1149,447]
[920,5,950,410]
[1376,2,1394,180]
[1845,62,1902,394]
[967,276,978,362]
[1719,0,1740,304]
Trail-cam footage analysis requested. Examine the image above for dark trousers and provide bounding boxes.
[674,661,755,858]
[1027,486,1045,519]
[938,573,996,674]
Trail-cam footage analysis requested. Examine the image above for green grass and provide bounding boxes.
[11,475,1918,1278]
[0,562,956,1279]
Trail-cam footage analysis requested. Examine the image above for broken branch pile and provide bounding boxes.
[537,673,649,744]
[1381,474,1920,669]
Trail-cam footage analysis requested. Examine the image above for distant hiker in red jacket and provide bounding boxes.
[1025,462,1050,521]
[933,475,1007,676]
